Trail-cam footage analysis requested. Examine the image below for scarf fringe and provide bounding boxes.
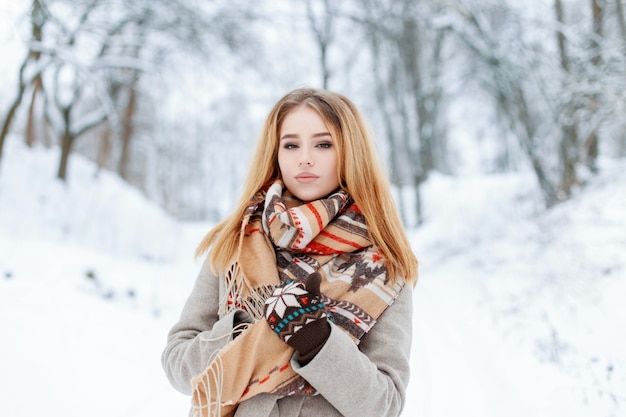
[191,351,227,417]
[219,262,277,320]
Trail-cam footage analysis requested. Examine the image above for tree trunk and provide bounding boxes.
[118,79,138,181]
[0,57,29,168]
[554,0,579,198]
[506,87,559,207]
[559,124,578,197]
[25,77,43,147]
[96,126,112,172]
[25,0,45,148]
[0,97,22,165]
[58,134,73,181]
[57,108,73,181]
[615,0,626,155]
[584,0,602,173]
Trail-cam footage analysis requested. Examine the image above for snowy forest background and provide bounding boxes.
[1,1,625,416]
[3,0,626,222]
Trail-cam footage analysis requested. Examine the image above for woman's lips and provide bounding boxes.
[295,173,319,183]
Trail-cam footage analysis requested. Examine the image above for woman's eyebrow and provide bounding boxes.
[280,132,331,140]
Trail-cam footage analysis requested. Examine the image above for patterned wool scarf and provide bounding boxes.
[190,180,405,417]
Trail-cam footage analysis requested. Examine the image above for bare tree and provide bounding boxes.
[43,1,121,180]
[345,0,451,225]
[305,0,336,89]
[0,0,51,170]
[447,2,560,206]
[2,0,257,190]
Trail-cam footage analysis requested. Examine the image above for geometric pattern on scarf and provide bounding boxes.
[190,180,405,417]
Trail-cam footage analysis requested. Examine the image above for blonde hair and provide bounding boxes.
[196,88,418,286]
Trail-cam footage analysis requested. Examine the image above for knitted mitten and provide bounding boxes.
[264,272,330,362]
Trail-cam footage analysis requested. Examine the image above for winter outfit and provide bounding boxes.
[162,181,414,417]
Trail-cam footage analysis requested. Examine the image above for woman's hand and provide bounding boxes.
[263,272,331,363]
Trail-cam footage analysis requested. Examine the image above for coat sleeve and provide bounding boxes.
[292,283,413,417]
[161,259,249,395]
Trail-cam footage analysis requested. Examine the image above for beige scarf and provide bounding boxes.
[190,181,404,416]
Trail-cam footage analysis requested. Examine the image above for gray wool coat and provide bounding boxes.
[161,257,413,417]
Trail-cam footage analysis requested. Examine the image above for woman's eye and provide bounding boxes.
[283,143,298,149]
[317,142,333,149]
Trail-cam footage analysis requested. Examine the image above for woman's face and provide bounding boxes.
[278,105,340,202]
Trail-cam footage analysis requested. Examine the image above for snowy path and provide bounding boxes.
[403,266,573,417]
[407,278,492,417]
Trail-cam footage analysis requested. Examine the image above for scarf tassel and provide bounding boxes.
[190,351,233,417]
[219,262,277,320]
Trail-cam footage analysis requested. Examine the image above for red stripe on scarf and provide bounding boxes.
[347,203,361,213]
[320,230,363,249]
[305,202,324,231]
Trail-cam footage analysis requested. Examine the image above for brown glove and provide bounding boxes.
[264,272,331,364]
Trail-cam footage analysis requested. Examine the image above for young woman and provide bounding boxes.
[162,88,418,417]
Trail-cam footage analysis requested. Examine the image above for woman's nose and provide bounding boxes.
[298,149,314,167]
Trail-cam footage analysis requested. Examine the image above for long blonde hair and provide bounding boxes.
[196,88,418,285]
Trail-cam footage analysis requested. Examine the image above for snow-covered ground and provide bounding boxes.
[0,136,624,417]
